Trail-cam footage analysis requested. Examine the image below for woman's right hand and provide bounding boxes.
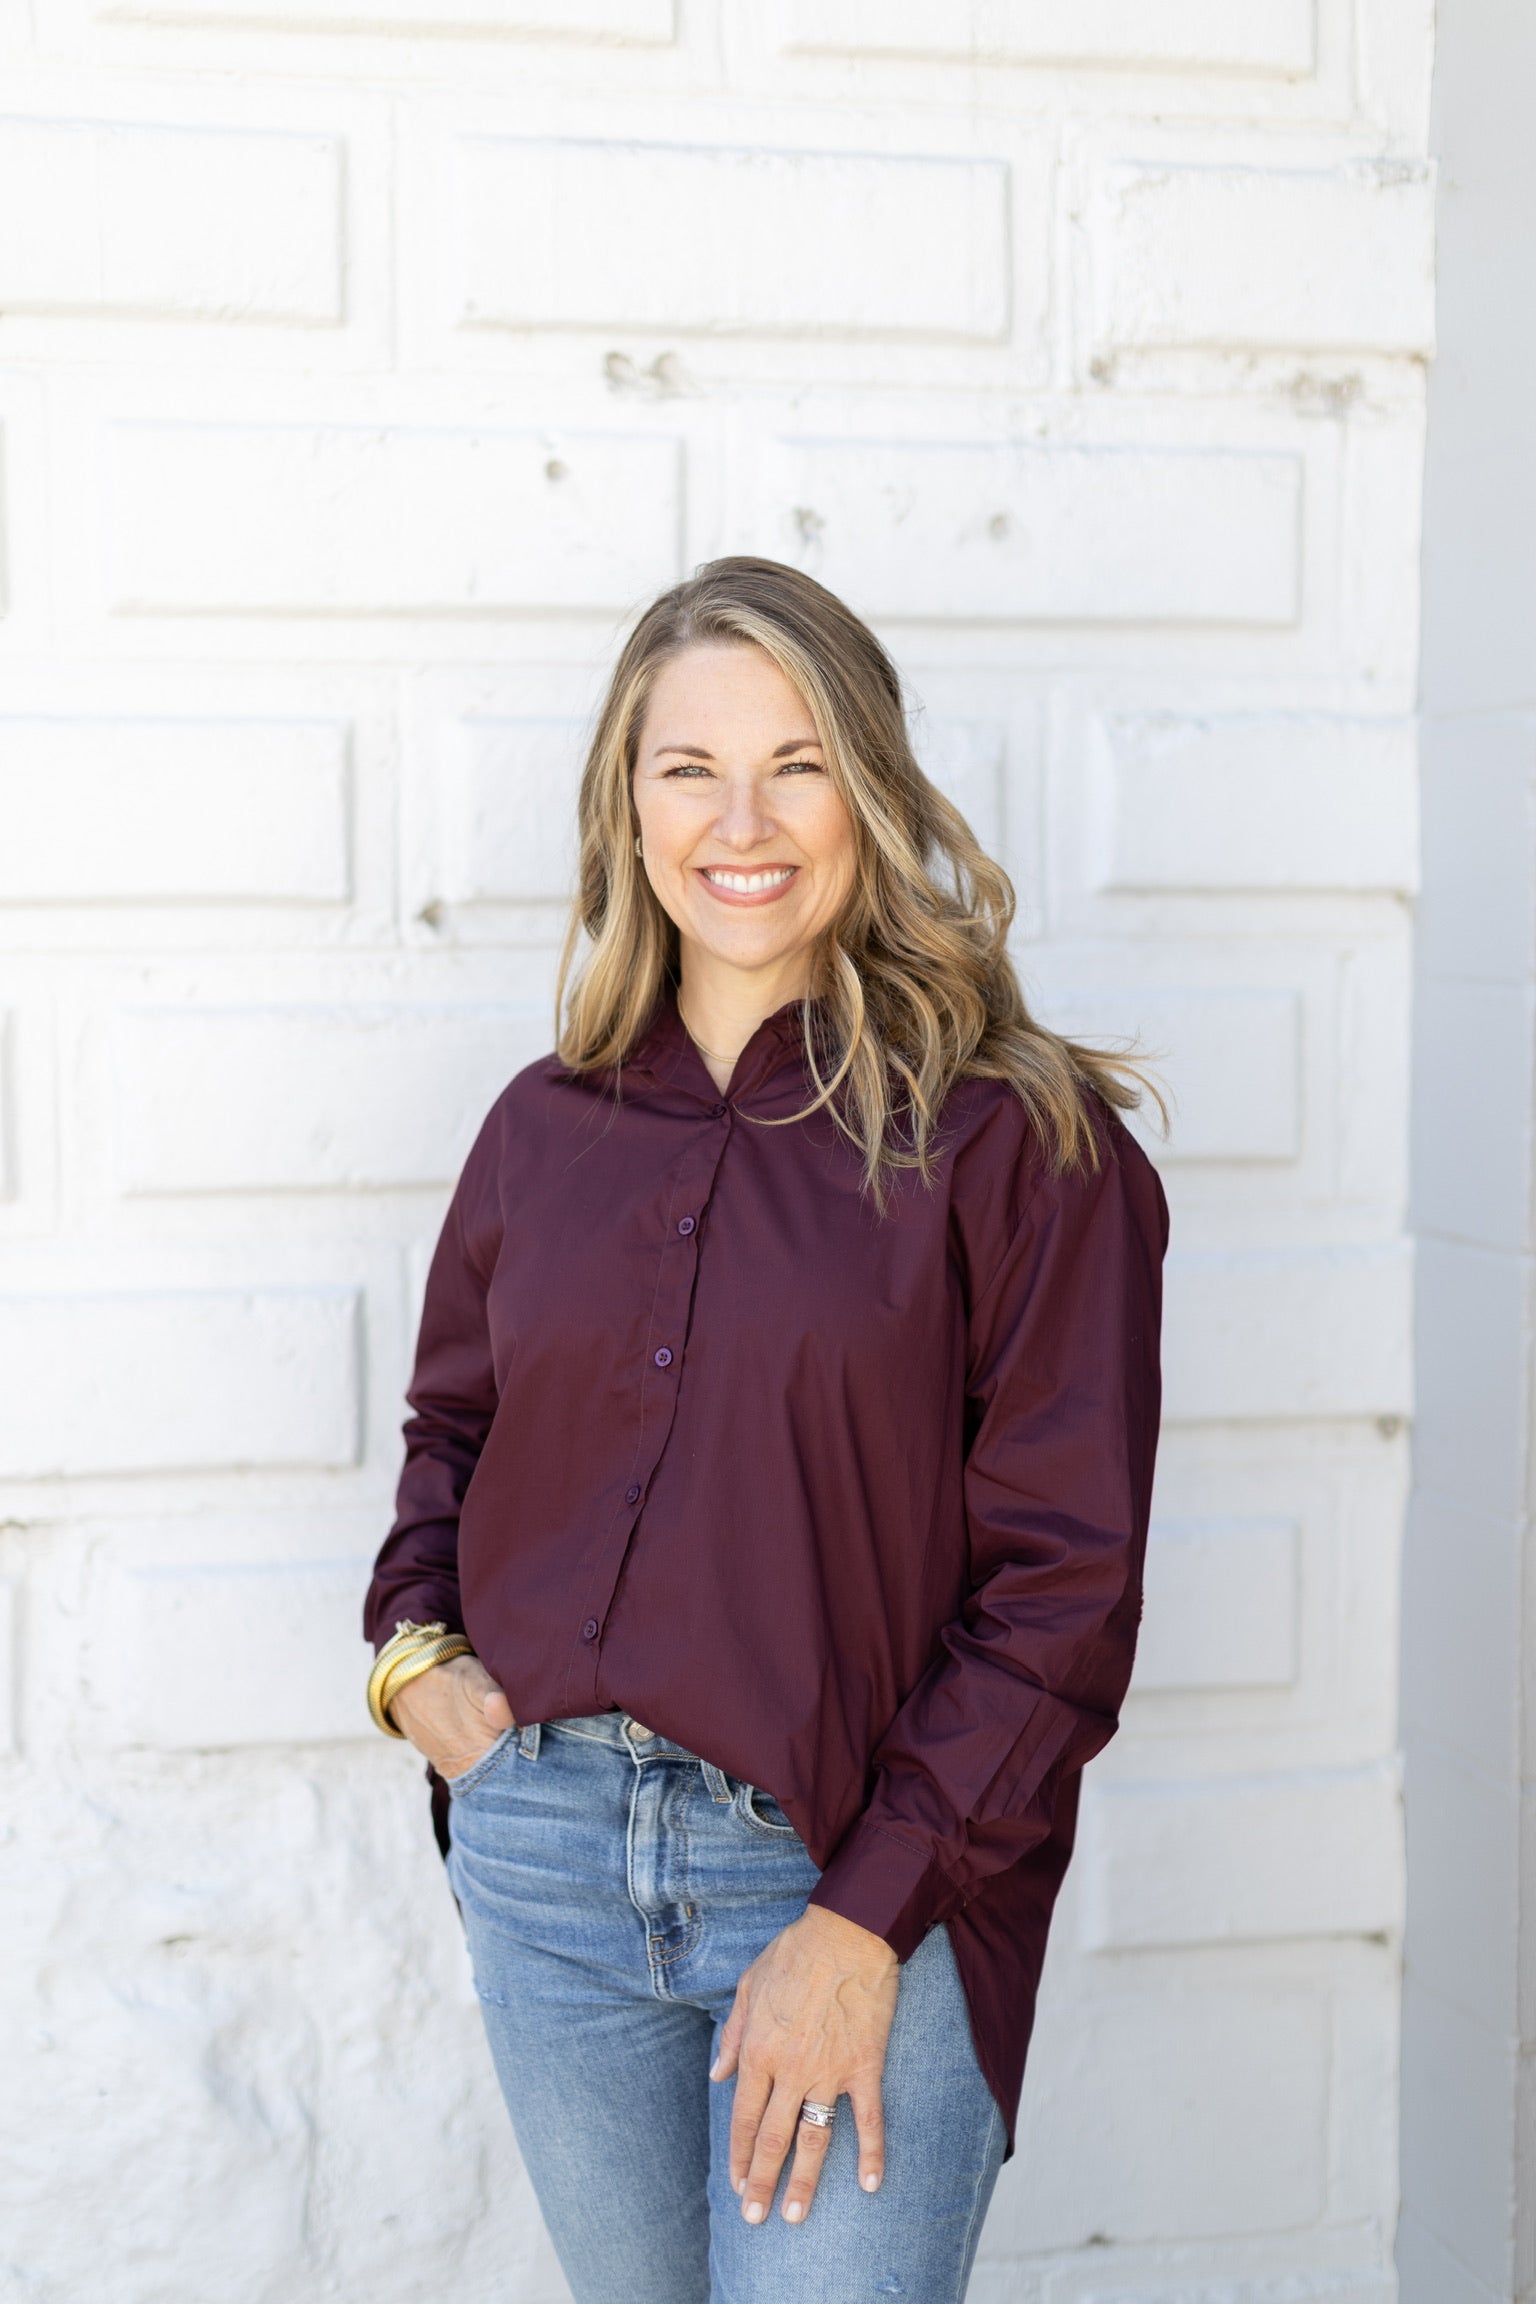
[388,1651,515,1779]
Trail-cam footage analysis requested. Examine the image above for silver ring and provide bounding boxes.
[799,2099,836,2129]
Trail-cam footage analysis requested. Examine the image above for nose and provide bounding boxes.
[710,775,776,852]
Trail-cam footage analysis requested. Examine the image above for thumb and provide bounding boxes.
[456,1653,513,1730]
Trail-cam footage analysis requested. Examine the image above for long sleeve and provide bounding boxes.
[807,1114,1168,1958]
[361,1108,505,1653]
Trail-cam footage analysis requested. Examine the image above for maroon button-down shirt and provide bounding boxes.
[364,982,1168,2155]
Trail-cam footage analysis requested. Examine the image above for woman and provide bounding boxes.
[362,557,1167,2304]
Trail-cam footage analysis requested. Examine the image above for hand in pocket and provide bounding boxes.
[389,1652,515,1779]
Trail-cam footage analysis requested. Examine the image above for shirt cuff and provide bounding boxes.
[366,1587,467,1656]
[806,1817,961,1962]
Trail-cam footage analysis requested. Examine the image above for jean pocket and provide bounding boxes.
[444,1725,518,1800]
[734,1780,799,1839]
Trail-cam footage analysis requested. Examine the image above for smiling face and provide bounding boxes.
[632,641,858,1001]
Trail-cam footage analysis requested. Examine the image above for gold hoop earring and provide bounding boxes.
[635,835,643,856]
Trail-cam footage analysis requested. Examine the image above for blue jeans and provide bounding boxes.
[445,1710,1005,2304]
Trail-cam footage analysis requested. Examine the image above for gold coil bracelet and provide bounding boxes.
[367,1618,473,1738]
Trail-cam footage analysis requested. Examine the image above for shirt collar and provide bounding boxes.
[626,978,815,1102]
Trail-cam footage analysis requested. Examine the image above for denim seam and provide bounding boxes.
[734,1782,797,1839]
[447,1725,518,1800]
[954,2087,1004,2292]
[544,1720,627,1750]
[661,1775,701,1965]
[624,1764,646,1951]
[650,1922,702,1970]
[647,1771,702,1981]
[626,1763,702,1992]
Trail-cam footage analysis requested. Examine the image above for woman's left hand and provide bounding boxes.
[711,1904,899,2224]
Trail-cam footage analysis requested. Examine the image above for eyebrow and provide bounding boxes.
[652,738,824,759]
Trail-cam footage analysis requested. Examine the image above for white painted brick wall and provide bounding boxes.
[0,116,343,321]
[1088,715,1418,894]
[1091,161,1436,357]
[452,139,1014,339]
[768,438,1304,624]
[99,0,673,31]
[1134,1519,1300,1691]
[785,0,1319,78]
[433,717,586,903]
[1078,1764,1402,1949]
[113,1002,547,1190]
[0,1575,17,1752]
[3,716,352,901]
[108,422,684,614]
[96,1558,376,1747]
[1163,1248,1414,1423]
[1,3,1430,2298]
[0,1287,360,1476]
[0,1008,14,1198]
[1053,989,1303,1162]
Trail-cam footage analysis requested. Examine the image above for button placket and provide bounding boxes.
[568,1105,731,1694]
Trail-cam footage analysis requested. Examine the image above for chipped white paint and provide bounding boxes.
[107,422,685,615]
[1,2,1432,2298]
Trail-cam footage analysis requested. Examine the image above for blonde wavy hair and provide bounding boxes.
[556,557,1155,1202]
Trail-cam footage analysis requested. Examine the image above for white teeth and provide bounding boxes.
[703,867,796,893]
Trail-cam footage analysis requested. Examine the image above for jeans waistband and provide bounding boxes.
[536,1710,735,1803]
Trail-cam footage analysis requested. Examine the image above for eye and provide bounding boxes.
[776,758,824,775]
[663,762,712,778]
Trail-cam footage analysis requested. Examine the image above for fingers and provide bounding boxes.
[389,1653,513,1775]
[727,2049,773,2202]
[736,2079,807,2226]
[777,2094,837,2225]
[732,2082,882,2226]
[716,1910,897,2226]
[849,2073,886,2196]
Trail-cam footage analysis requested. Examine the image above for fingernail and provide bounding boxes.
[862,2173,881,2192]
[708,2058,721,2080]
[744,2202,765,2225]
[733,2176,745,2195]
[784,2201,804,2224]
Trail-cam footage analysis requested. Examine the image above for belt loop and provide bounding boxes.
[700,1759,732,1805]
[518,1721,542,1761]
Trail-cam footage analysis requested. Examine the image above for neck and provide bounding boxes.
[675,947,811,1095]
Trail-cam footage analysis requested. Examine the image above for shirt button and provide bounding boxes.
[677,1215,696,1235]
[625,1483,641,1504]
[653,1346,673,1368]
[581,1618,599,1642]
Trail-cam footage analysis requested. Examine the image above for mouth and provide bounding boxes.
[695,865,800,907]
